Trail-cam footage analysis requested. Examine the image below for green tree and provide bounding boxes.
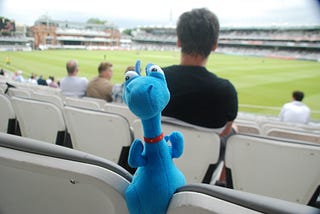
[87,18,107,25]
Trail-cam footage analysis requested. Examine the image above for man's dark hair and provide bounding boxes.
[176,8,220,58]
[293,91,304,101]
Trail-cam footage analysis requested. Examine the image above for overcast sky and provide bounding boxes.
[1,0,320,28]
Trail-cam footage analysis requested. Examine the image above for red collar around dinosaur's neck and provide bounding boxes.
[144,132,164,144]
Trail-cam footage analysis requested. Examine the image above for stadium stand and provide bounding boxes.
[0,132,131,214]
[131,26,320,61]
[225,134,320,207]
[168,184,320,214]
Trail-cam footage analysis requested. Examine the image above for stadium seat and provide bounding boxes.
[261,122,320,135]
[64,96,102,111]
[266,128,320,144]
[133,117,221,184]
[10,96,69,146]
[83,96,108,109]
[7,87,31,98]
[234,119,261,135]
[167,183,320,214]
[0,94,19,134]
[63,106,134,172]
[0,132,131,214]
[225,134,320,207]
[104,103,138,127]
[32,92,64,109]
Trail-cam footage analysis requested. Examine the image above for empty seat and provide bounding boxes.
[32,92,64,109]
[167,183,320,214]
[63,106,133,171]
[133,117,221,184]
[0,94,18,134]
[234,120,261,135]
[7,87,31,98]
[10,96,69,145]
[64,96,102,110]
[225,134,320,206]
[266,128,320,144]
[0,132,131,214]
[104,103,138,127]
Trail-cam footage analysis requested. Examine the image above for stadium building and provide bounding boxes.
[0,17,33,51]
[1,15,319,61]
[31,15,121,50]
[131,26,320,61]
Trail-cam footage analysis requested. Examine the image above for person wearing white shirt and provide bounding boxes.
[279,91,310,124]
[60,60,88,97]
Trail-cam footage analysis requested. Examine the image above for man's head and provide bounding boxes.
[98,61,113,79]
[66,60,78,76]
[177,8,220,58]
[293,91,304,101]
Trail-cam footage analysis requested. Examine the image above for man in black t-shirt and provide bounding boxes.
[162,8,238,139]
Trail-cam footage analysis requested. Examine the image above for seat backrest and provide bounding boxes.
[32,92,64,109]
[7,87,31,98]
[261,122,320,135]
[266,128,320,144]
[64,96,102,111]
[225,134,320,205]
[234,121,261,135]
[63,106,133,165]
[133,118,220,184]
[11,96,66,144]
[0,132,131,214]
[0,94,16,133]
[83,96,108,109]
[104,103,138,127]
[167,184,320,214]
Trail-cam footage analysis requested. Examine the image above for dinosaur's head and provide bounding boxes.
[123,61,170,120]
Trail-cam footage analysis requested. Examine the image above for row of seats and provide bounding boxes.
[1,82,320,208]
[235,112,320,144]
[1,133,319,214]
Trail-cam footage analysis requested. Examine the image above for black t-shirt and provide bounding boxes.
[162,65,238,129]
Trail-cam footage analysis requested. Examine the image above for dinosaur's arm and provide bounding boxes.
[167,131,184,158]
[128,139,146,168]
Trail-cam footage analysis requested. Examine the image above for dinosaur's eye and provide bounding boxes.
[148,65,164,75]
[125,71,138,81]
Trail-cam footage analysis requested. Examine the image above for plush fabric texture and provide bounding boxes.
[123,61,186,214]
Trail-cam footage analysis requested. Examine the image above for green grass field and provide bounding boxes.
[1,50,320,120]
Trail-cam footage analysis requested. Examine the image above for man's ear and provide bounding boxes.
[212,43,218,51]
[177,40,181,47]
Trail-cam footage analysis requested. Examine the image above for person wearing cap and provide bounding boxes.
[279,90,311,124]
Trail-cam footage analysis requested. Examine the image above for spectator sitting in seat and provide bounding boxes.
[112,65,134,103]
[60,60,88,97]
[162,8,238,184]
[279,90,310,124]
[86,61,114,102]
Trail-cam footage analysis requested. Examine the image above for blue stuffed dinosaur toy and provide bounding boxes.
[123,60,186,214]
